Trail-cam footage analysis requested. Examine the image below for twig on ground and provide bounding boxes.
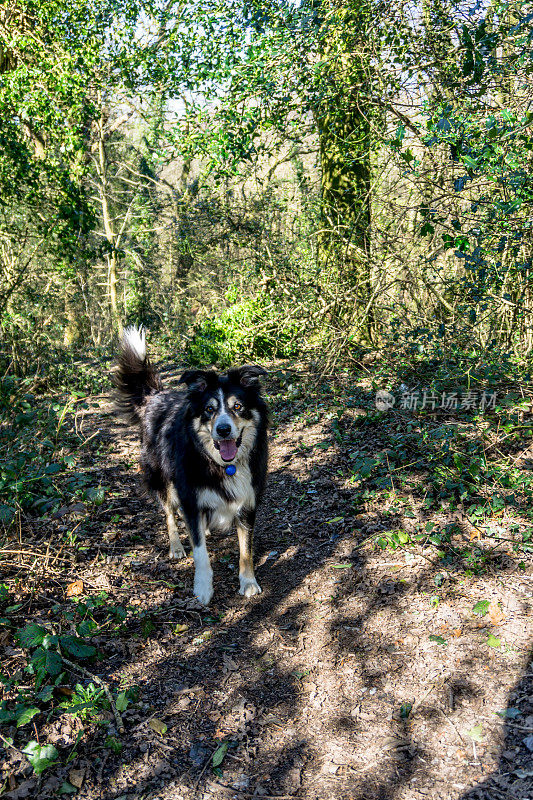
[0,732,24,755]
[61,656,124,734]
[193,749,214,793]
[0,549,69,563]
[438,707,467,745]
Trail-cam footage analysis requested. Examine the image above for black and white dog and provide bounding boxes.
[114,326,268,605]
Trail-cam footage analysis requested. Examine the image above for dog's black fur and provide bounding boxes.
[114,326,268,605]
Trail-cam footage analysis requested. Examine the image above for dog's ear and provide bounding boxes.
[237,365,268,387]
[179,370,210,392]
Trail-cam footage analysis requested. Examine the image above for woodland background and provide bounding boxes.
[1,0,532,379]
[1,3,533,797]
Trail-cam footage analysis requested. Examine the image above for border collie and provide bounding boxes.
[113,326,268,605]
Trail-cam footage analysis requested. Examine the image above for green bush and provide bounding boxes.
[186,297,300,366]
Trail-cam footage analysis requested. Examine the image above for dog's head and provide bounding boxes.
[180,365,268,466]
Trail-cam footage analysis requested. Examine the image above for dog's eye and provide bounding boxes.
[205,405,216,414]
[233,402,243,412]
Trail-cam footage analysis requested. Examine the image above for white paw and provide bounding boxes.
[194,571,214,606]
[168,544,186,560]
[239,576,262,598]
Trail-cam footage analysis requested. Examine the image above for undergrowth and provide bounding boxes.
[270,349,533,577]
[0,377,105,526]
[0,589,137,788]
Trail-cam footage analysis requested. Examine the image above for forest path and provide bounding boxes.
[5,373,531,800]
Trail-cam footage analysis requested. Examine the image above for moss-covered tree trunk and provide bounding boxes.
[316,1,374,342]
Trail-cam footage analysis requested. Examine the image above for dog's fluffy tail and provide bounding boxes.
[114,326,162,421]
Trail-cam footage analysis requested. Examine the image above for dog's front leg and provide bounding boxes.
[236,509,261,598]
[184,510,213,605]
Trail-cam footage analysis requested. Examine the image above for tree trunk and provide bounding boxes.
[63,282,80,346]
[96,108,122,336]
[316,1,374,342]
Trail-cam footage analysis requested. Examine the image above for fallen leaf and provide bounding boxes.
[487,634,501,648]
[467,724,484,742]
[258,713,283,726]
[5,778,36,798]
[173,623,188,635]
[488,601,505,625]
[382,736,411,751]
[223,653,238,672]
[514,768,533,779]
[148,718,167,736]
[65,580,84,598]
[68,768,85,788]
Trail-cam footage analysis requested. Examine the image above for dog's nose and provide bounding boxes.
[216,422,232,438]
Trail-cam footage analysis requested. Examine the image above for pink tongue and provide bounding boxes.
[219,439,238,462]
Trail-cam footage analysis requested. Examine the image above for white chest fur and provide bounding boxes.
[198,463,255,531]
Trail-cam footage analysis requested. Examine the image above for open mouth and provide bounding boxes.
[214,433,242,462]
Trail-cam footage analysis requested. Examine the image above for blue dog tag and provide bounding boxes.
[225,464,236,476]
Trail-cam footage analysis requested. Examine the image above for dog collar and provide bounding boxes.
[225,464,237,476]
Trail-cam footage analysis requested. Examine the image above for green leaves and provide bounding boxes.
[472,600,490,617]
[467,724,484,743]
[16,624,48,649]
[15,706,40,728]
[30,648,63,686]
[429,635,447,645]
[212,741,229,768]
[22,741,58,775]
[115,691,130,712]
[60,636,96,660]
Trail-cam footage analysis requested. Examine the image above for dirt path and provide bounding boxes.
[3,379,532,800]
